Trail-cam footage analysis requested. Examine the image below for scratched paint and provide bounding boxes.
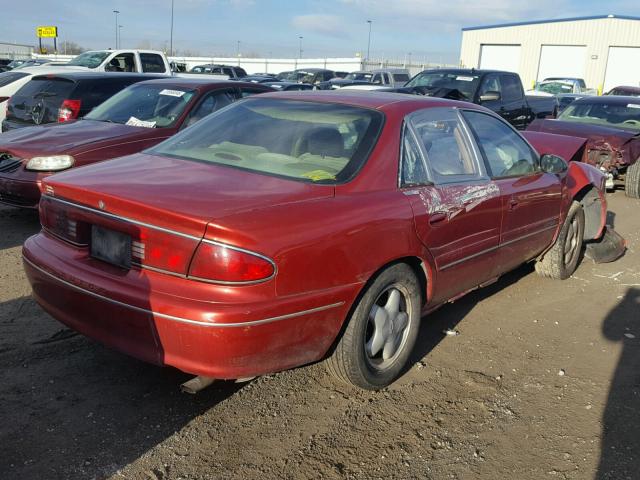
[417,183,500,218]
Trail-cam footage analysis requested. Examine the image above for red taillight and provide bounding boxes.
[188,242,275,283]
[57,99,82,122]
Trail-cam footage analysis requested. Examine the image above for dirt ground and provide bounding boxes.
[1,190,639,480]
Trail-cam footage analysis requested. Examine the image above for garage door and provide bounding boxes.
[479,45,521,73]
[604,47,640,93]
[536,45,587,82]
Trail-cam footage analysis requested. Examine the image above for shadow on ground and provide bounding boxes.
[597,287,640,479]
[0,205,40,250]
[0,295,244,479]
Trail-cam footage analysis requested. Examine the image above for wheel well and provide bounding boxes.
[322,256,429,359]
[573,185,602,241]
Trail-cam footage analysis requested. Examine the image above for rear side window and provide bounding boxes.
[500,74,522,102]
[140,54,166,73]
[393,74,410,83]
[236,67,247,77]
[408,107,479,182]
[0,71,29,88]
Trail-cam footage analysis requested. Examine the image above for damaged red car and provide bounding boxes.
[0,78,272,208]
[527,96,640,197]
[23,92,622,390]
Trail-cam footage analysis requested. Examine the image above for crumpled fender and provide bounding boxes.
[521,130,587,162]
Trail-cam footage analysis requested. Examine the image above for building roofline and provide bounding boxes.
[462,14,640,32]
[0,41,34,49]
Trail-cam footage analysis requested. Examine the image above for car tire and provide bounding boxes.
[535,201,585,280]
[326,263,421,390]
[625,161,640,199]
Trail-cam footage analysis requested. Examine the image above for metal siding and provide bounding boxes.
[460,18,640,92]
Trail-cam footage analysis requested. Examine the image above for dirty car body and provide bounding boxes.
[527,96,640,196]
[0,79,273,208]
[23,92,617,389]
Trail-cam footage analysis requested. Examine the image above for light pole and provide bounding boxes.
[169,0,174,56]
[366,20,372,61]
[298,36,303,59]
[113,10,120,49]
[119,25,123,49]
[236,40,241,57]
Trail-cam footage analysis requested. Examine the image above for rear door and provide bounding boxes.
[462,110,562,272]
[400,107,502,304]
[499,74,530,130]
[5,76,76,127]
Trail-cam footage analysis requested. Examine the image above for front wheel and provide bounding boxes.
[625,161,640,199]
[535,201,585,280]
[326,264,421,390]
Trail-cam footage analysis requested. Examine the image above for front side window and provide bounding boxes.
[149,99,384,184]
[371,74,383,85]
[140,53,166,73]
[408,108,478,181]
[106,53,136,72]
[463,110,538,178]
[479,75,501,97]
[85,84,196,128]
[183,91,235,128]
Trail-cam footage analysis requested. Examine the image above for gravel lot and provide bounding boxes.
[1,190,638,480]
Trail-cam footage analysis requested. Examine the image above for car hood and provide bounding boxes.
[43,152,335,238]
[527,119,639,147]
[0,120,156,156]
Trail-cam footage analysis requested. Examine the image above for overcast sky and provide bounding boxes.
[3,0,639,62]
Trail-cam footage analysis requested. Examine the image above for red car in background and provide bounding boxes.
[527,96,640,197]
[0,78,273,208]
[23,92,620,390]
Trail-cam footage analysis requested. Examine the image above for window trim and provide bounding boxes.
[398,121,431,188]
[401,107,490,187]
[459,108,542,180]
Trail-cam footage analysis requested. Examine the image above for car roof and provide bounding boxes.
[572,95,640,105]
[610,86,640,93]
[256,90,480,112]
[30,72,158,82]
[418,68,507,76]
[136,78,271,91]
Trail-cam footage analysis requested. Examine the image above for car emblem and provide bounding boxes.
[31,101,45,125]
[98,200,105,210]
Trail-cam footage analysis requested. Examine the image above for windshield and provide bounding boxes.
[149,98,384,183]
[85,84,197,128]
[67,51,110,69]
[536,81,573,95]
[7,60,25,69]
[346,72,372,81]
[405,72,480,100]
[558,101,640,131]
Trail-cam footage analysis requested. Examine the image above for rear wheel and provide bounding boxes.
[625,161,640,199]
[535,201,585,280]
[327,264,421,390]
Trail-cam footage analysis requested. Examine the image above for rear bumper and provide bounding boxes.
[0,175,42,208]
[23,232,358,378]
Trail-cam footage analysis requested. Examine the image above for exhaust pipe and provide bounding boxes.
[180,376,216,394]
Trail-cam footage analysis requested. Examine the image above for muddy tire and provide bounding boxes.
[535,201,585,280]
[625,161,640,199]
[326,264,421,390]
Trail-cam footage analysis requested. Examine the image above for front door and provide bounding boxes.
[461,110,562,273]
[400,107,503,305]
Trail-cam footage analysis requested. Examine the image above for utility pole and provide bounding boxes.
[113,10,120,49]
[298,36,303,59]
[169,0,174,56]
[236,40,241,57]
[119,25,123,49]
[366,20,372,61]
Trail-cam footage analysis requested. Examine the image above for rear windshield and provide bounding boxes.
[393,73,410,83]
[0,71,29,88]
[149,98,384,183]
[85,84,196,128]
[67,51,110,69]
[8,77,76,123]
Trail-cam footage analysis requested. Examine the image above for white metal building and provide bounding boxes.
[0,42,33,60]
[459,14,640,93]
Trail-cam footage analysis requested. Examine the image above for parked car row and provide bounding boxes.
[0,51,632,392]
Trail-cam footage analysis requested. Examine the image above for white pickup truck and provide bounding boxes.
[61,50,172,75]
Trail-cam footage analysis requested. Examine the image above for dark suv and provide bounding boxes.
[2,72,163,132]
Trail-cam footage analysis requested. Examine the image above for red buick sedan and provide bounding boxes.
[0,78,272,208]
[23,92,613,389]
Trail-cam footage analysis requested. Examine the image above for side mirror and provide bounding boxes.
[479,91,501,102]
[540,154,568,174]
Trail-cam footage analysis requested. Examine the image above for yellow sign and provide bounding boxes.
[36,26,58,38]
